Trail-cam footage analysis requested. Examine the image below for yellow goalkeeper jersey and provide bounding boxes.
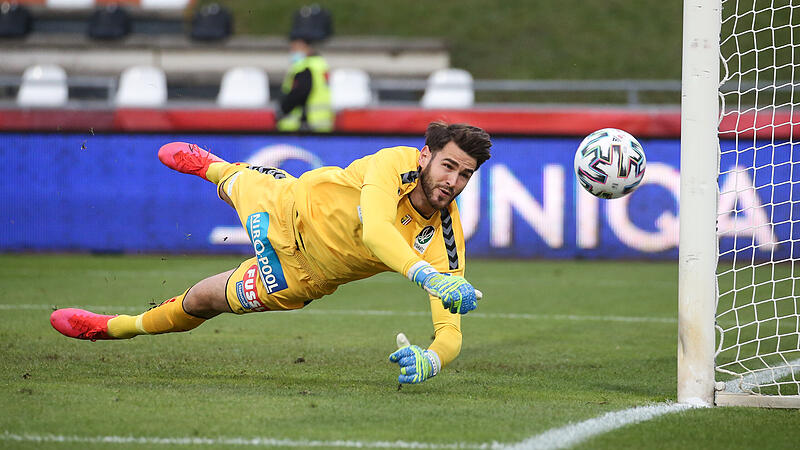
[294,146,464,280]
[293,146,466,364]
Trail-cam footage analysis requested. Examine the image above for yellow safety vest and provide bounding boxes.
[277,55,334,132]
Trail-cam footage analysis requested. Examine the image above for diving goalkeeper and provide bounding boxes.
[50,122,492,385]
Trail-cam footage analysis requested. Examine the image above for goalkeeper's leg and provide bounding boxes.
[158,141,243,185]
[158,141,258,210]
[50,270,234,340]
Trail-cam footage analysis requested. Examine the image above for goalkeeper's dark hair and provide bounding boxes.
[424,122,492,169]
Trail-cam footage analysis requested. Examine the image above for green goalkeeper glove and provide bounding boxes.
[407,261,480,314]
[389,344,440,384]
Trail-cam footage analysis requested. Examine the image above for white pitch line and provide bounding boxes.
[305,309,676,324]
[0,431,494,449]
[504,402,697,450]
[0,304,143,312]
[0,303,676,324]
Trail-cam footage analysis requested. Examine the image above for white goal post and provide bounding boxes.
[679,0,800,408]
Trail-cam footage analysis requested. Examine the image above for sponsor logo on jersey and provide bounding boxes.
[413,225,436,254]
[401,214,412,225]
[235,264,268,311]
[246,212,288,294]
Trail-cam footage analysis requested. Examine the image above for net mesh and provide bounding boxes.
[716,0,800,396]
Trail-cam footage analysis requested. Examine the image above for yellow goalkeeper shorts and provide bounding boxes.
[217,164,336,313]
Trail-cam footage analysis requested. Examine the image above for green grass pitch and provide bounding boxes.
[1,254,799,449]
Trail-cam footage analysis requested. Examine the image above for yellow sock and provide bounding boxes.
[106,314,141,339]
[107,291,205,339]
[205,162,227,184]
[140,294,206,334]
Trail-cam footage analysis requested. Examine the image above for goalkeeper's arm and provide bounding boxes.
[360,185,479,314]
[359,184,423,276]
[389,305,461,384]
[428,292,462,366]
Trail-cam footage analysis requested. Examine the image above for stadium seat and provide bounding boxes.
[40,0,192,9]
[217,67,269,108]
[330,68,373,110]
[46,0,94,8]
[88,5,131,40]
[420,68,474,109]
[115,65,167,107]
[16,64,68,107]
[140,0,193,10]
[0,3,32,38]
[290,4,333,43]
[190,3,232,41]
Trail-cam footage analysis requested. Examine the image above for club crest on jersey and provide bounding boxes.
[245,212,288,294]
[401,214,412,226]
[413,225,436,254]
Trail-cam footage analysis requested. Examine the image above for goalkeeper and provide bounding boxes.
[50,122,491,385]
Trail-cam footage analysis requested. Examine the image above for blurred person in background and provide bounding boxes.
[276,5,334,132]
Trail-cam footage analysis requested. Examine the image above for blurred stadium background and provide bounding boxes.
[0,0,684,134]
[0,0,691,258]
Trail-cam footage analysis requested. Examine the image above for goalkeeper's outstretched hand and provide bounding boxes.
[408,262,480,314]
[389,344,440,384]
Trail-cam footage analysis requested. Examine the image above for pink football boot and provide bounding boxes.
[158,142,225,181]
[50,308,117,341]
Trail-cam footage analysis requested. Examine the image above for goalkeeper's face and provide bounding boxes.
[419,141,477,210]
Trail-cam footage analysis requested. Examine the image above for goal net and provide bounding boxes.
[713,0,800,406]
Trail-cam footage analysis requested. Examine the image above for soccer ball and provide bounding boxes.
[574,128,646,199]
